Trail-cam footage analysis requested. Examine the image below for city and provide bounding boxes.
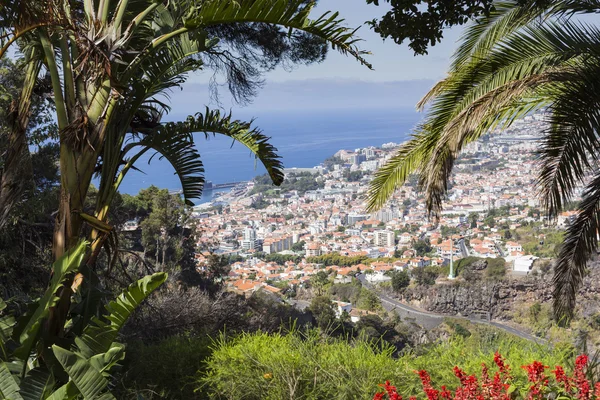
[184,113,573,308]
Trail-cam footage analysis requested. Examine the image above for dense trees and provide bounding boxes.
[251,172,325,195]
[309,295,337,328]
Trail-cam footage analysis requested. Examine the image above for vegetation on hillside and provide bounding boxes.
[250,172,325,195]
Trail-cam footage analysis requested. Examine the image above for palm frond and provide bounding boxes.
[124,108,283,205]
[125,125,205,206]
[451,0,547,71]
[400,20,600,216]
[366,131,430,212]
[553,171,600,324]
[537,67,600,218]
[183,0,371,69]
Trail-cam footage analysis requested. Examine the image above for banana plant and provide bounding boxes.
[0,241,167,399]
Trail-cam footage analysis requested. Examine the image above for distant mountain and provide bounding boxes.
[167,79,436,117]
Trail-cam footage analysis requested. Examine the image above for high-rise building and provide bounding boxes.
[374,230,395,247]
[244,228,256,241]
[242,228,258,250]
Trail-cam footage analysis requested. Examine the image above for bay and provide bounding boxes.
[118,107,422,203]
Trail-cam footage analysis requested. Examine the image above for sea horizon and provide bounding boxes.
[118,107,422,203]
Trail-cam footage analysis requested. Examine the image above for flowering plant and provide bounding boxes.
[374,353,600,400]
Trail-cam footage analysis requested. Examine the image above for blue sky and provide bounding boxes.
[177,0,463,113]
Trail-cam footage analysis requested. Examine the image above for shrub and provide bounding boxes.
[117,335,213,399]
[202,330,399,399]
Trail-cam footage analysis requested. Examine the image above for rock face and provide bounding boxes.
[398,264,600,320]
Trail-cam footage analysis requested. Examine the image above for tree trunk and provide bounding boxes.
[155,237,160,269]
[0,57,40,229]
[162,241,167,271]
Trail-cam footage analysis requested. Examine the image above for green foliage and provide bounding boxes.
[484,215,496,228]
[201,325,572,399]
[251,172,325,196]
[306,254,369,267]
[263,253,302,265]
[343,169,366,182]
[329,282,362,304]
[485,258,507,279]
[202,330,398,399]
[310,270,331,296]
[391,270,410,292]
[440,225,460,237]
[291,240,306,252]
[444,319,471,338]
[517,225,564,258]
[309,296,337,329]
[356,288,382,311]
[117,335,213,399]
[411,266,440,286]
[249,197,270,209]
[413,239,432,256]
[0,243,166,399]
[365,0,518,55]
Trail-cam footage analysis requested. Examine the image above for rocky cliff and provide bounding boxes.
[397,264,600,321]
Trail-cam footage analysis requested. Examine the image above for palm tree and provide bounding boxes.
[0,0,371,370]
[367,0,600,324]
[1,0,370,260]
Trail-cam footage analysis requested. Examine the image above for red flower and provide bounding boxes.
[416,370,439,400]
[574,355,590,400]
[553,365,572,393]
[593,382,600,399]
[493,352,511,381]
[522,361,549,400]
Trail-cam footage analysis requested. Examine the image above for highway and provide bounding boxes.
[358,274,547,344]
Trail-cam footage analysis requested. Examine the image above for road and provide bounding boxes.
[458,239,469,258]
[358,274,546,344]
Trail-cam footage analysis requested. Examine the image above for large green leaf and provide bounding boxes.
[19,368,54,400]
[13,242,88,360]
[44,382,79,400]
[75,273,167,359]
[52,346,115,400]
[0,361,23,400]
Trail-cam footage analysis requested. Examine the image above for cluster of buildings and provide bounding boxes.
[188,113,577,293]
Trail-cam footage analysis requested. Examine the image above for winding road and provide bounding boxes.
[358,274,546,344]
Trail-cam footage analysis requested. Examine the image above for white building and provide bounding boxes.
[374,230,395,247]
[513,255,538,273]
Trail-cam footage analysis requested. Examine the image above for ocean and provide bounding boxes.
[118,107,422,204]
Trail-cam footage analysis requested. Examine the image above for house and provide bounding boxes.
[305,242,321,257]
[513,255,538,274]
[365,269,392,283]
[505,241,523,253]
[557,211,577,228]
[398,232,412,244]
[332,301,352,317]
